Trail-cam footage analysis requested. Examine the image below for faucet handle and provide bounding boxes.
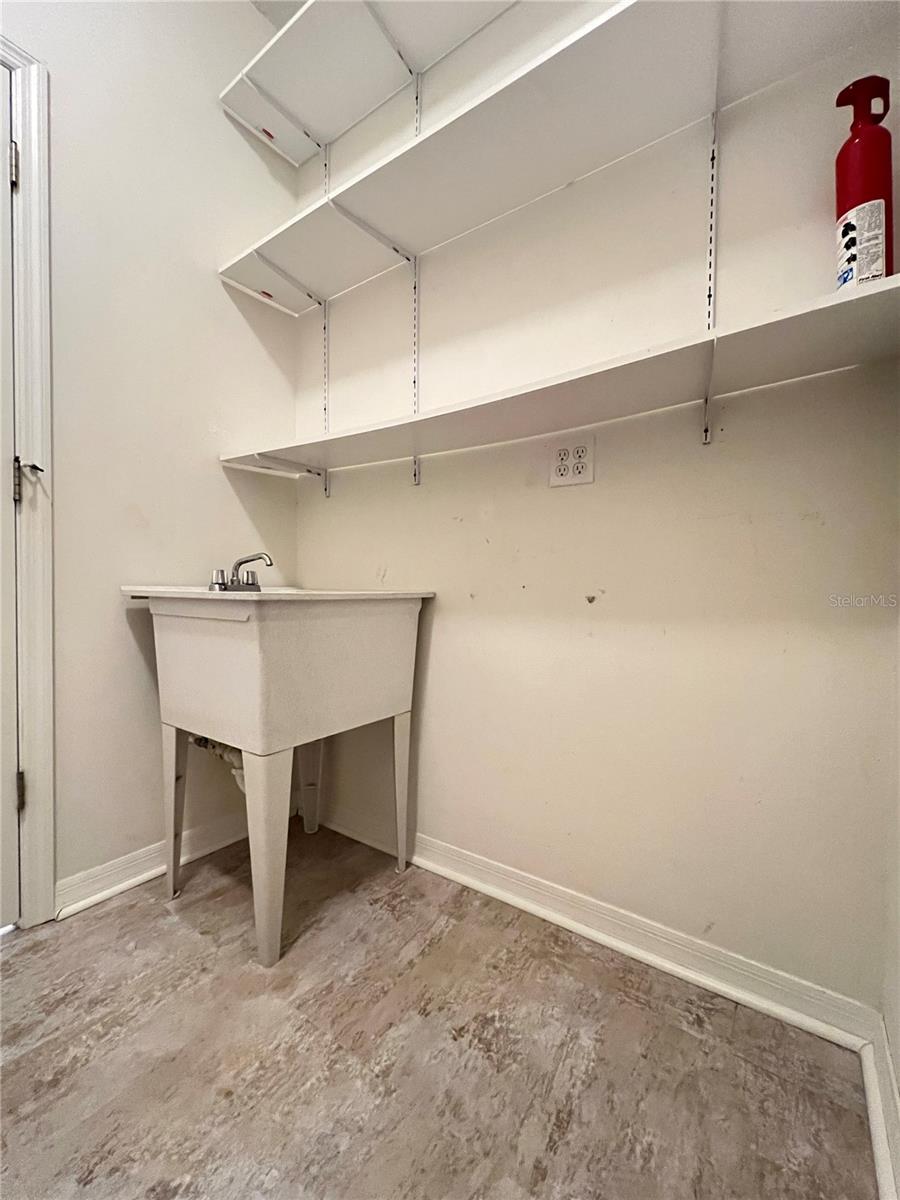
[209,569,227,592]
[240,569,259,588]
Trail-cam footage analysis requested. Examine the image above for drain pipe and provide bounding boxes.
[190,735,245,795]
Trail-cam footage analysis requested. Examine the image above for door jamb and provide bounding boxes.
[1,36,54,927]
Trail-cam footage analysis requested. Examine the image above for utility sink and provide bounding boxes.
[122,586,433,755]
[122,584,434,965]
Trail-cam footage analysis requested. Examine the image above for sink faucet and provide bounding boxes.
[230,552,273,588]
[209,553,274,593]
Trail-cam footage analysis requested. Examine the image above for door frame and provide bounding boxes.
[1,36,53,927]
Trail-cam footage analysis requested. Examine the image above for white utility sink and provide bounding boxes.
[122,585,434,965]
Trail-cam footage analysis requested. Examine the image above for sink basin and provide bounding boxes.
[121,586,434,755]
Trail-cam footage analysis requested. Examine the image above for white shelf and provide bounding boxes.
[220,199,408,317]
[337,0,720,255]
[221,279,900,477]
[712,276,900,397]
[221,0,512,167]
[224,336,712,474]
[221,1,719,307]
[222,0,895,309]
[220,75,318,168]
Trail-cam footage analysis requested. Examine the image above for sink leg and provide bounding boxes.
[300,739,323,834]
[162,724,188,900]
[243,747,293,968]
[393,711,411,873]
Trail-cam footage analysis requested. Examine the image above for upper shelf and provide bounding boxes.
[336,0,719,256]
[220,198,408,315]
[221,0,514,167]
[221,277,900,475]
[221,0,896,313]
[221,1,719,308]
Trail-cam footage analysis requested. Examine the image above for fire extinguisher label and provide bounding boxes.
[836,199,886,289]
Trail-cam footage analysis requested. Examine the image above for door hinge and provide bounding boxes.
[15,770,25,812]
[9,140,19,189]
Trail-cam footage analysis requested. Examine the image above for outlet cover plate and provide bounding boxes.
[549,435,594,487]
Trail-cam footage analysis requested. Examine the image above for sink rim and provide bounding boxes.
[121,585,435,601]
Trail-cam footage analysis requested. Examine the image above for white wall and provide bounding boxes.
[3,1,301,879]
[297,364,898,1009]
[887,544,900,1073]
[889,417,900,1072]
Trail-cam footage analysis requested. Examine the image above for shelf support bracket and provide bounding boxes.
[702,336,717,446]
[706,110,719,333]
[329,199,414,264]
[254,251,324,309]
[323,299,330,434]
[248,453,320,478]
[241,73,323,150]
[249,454,330,497]
[701,100,720,447]
[412,456,420,486]
[364,1,415,77]
[412,256,420,414]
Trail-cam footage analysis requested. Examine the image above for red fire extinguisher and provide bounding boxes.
[835,75,893,289]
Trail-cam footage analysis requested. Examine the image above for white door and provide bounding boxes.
[1,65,19,927]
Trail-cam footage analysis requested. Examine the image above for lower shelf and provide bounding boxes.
[221,277,900,477]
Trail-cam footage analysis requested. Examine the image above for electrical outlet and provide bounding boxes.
[549,436,594,487]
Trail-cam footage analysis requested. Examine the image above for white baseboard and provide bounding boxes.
[411,834,876,1043]
[863,1025,900,1200]
[411,831,899,1198]
[54,810,249,920]
[51,818,900,1197]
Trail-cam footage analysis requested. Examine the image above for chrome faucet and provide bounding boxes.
[230,552,273,587]
[209,553,274,593]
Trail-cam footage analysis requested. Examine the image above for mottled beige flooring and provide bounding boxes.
[1,823,877,1200]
